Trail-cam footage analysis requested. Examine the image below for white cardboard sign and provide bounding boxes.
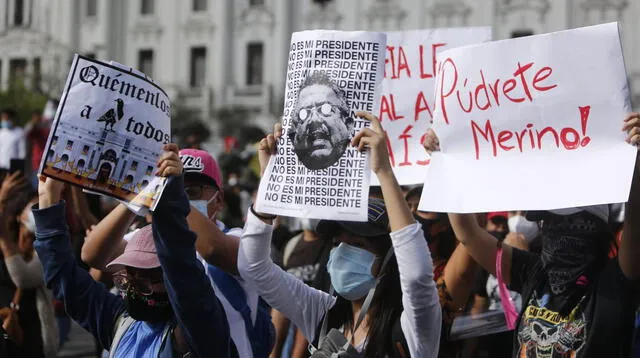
[419,23,636,213]
[371,27,492,186]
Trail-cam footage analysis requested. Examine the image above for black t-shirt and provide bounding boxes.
[509,248,640,358]
[285,236,332,286]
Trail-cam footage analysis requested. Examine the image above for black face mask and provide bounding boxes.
[488,230,507,242]
[123,289,173,323]
[414,215,439,239]
[539,212,611,315]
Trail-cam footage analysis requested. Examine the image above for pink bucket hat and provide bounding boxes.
[106,225,160,270]
[179,149,222,189]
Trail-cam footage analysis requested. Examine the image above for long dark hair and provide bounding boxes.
[326,235,403,358]
[2,189,37,255]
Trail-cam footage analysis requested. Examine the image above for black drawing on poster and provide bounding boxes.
[289,71,354,170]
[97,98,125,132]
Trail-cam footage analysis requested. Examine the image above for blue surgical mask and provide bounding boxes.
[0,120,12,129]
[189,192,219,219]
[327,243,377,301]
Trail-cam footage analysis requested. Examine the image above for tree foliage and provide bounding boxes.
[0,80,48,125]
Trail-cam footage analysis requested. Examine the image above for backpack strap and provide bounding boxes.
[108,314,136,358]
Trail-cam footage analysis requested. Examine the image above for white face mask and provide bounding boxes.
[508,215,539,242]
[189,191,219,220]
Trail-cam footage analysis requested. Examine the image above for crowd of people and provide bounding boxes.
[0,102,638,358]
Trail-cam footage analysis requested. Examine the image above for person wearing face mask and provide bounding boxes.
[239,112,441,357]
[81,148,275,358]
[35,144,236,357]
[0,179,57,358]
[422,112,640,357]
[0,108,26,171]
[508,212,540,245]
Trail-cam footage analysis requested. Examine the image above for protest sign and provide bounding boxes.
[371,27,492,186]
[40,54,171,211]
[419,23,636,213]
[256,30,386,221]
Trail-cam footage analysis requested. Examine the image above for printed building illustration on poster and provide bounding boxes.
[45,122,159,194]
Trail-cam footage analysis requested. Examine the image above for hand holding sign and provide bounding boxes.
[352,111,392,175]
[422,128,440,154]
[156,144,183,178]
[258,123,282,177]
[623,113,640,147]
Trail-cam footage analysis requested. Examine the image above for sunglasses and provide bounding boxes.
[113,272,163,296]
[298,103,338,121]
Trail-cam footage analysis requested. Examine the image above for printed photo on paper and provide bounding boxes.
[256,30,387,221]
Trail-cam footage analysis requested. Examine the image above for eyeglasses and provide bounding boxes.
[184,184,217,200]
[112,272,163,296]
[298,103,337,121]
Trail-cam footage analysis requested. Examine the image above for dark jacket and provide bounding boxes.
[33,175,235,357]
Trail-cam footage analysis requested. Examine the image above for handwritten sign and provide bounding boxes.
[256,30,386,221]
[372,28,492,185]
[419,22,636,213]
[40,55,170,211]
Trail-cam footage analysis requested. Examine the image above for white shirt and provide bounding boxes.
[238,210,442,358]
[0,127,26,169]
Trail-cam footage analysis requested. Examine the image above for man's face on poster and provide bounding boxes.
[290,84,352,170]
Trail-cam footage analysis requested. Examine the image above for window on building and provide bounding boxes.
[511,29,534,38]
[246,43,264,85]
[131,161,139,170]
[86,0,97,17]
[141,0,154,15]
[32,58,41,89]
[249,0,264,6]
[138,49,154,77]
[66,140,74,150]
[9,59,27,84]
[190,47,207,88]
[193,0,207,12]
[14,0,24,25]
[82,145,90,155]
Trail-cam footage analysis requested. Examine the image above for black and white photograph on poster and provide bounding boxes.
[256,30,386,221]
[39,54,171,210]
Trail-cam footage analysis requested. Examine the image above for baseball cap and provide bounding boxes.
[316,198,390,238]
[106,225,159,270]
[487,212,508,222]
[179,149,222,189]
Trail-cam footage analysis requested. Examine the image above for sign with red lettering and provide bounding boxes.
[419,23,636,213]
[372,28,492,185]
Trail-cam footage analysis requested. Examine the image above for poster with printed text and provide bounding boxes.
[371,27,492,186]
[255,30,386,221]
[419,23,636,213]
[40,54,171,211]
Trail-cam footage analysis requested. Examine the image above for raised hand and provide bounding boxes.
[258,123,282,177]
[351,111,392,174]
[623,113,640,147]
[156,144,183,177]
[0,171,30,205]
[422,128,441,154]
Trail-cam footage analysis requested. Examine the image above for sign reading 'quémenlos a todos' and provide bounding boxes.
[40,55,171,210]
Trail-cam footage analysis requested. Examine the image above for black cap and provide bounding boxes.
[316,198,390,238]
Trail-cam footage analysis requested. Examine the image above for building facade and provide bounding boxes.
[1,0,639,150]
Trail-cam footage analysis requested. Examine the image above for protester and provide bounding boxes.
[406,186,480,357]
[0,171,50,357]
[34,144,235,357]
[422,112,640,357]
[239,112,441,357]
[0,108,26,170]
[82,148,274,358]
